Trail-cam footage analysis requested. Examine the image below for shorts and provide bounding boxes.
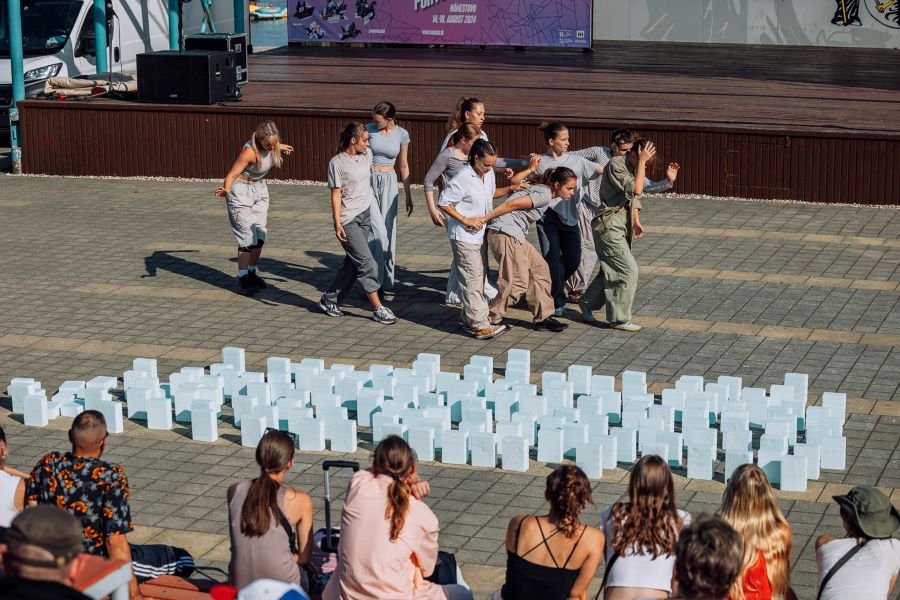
[226,179,269,248]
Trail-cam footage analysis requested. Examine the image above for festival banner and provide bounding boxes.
[287,0,591,47]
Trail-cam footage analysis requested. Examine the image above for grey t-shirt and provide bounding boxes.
[488,185,553,242]
[241,140,274,181]
[423,147,468,193]
[536,153,599,226]
[327,150,373,226]
[366,124,410,168]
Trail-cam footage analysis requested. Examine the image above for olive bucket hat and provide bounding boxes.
[833,486,900,539]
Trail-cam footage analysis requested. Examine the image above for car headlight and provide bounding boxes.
[24,63,63,83]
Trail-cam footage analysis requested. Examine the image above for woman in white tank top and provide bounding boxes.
[0,426,27,531]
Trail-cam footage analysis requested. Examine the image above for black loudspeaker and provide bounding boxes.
[137,50,237,104]
[185,32,248,85]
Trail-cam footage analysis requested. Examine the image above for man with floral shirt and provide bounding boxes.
[27,410,193,599]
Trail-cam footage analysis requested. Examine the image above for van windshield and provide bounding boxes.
[0,0,84,58]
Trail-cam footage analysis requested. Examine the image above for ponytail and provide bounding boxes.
[448,96,482,132]
[386,476,412,542]
[337,122,367,154]
[373,435,417,541]
[536,166,577,187]
[240,429,295,537]
[538,121,567,143]
[467,139,497,167]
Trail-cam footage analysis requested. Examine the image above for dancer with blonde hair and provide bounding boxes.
[599,454,690,600]
[719,464,797,600]
[216,121,294,294]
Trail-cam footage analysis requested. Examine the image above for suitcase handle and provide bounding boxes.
[322,460,361,472]
[322,460,360,555]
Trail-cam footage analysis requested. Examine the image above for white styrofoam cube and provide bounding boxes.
[554,407,580,425]
[780,455,808,491]
[687,445,715,480]
[567,365,592,396]
[723,430,752,452]
[441,430,469,464]
[537,428,564,463]
[284,406,315,435]
[576,443,603,479]
[190,401,218,442]
[641,443,670,464]
[393,383,419,407]
[612,427,637,462]
[540,415,565,430]
[656,432,684,467]
[593,434,616,469]
[58,381,86,395]
[495,421,523,453]
[784,373,808,402]
[621,370,646,392]
[591,375,615,394]
[23,395,49,426]
[742,387,769,428]
[357,389,384,427]
[424,406,451,432]
[245,381,272,406]
[563,423,588,458]
[60,399,85,417]
[724,450,753,482]
[622,403,648,429]
[507,348,531,371]
[330,419,358,453]
[372,413,400,443]
[471,432,497,468]
[501,436,529,472]
[232,395,259,427]
[519,395,548,418]
[511,383,538,397]
[240,415,268,448]
[661,389,686,419]
[147,397,173,430]
[638,418,664,452]
[298,418,326,451]
[793,442,821,480]
[757,449,785,486]
[685,428,717,450]
[648,405,675,431]
[821,392,847,422]
[584,415,609,442]
[408,426,436,461]
[252,404,280,430]
[760,432,789,455]
[87,376,118,391]
[595,390,621,424]
[512,413,538,445]
[126,387,152,420]
[400,408,426,430]
[84,388,111,406]
[319,408,350,440]
[676,375,704,392]
[820,436,846,471]
[222,346,246,371]
[493,390,519,422]
[576,395,601,418]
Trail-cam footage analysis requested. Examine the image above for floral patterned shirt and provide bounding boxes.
[26,452,134,554]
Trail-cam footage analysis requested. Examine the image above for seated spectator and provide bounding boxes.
[491,465,603,600]
[322,435,472,600]
[227,429,314,589]
[815,485,899,599]
[26,410,193,600]
[599,454,690,600]
[661,514,744,600]
[719,464,796,600]
[0,505,92,599]
[0,425,27,541]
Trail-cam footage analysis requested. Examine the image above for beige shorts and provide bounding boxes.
[226,179,269,248]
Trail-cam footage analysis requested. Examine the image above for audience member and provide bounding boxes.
[26,410,193,599]
[815,486,899,599]
[227,429,314,589]
[322,435,472,600]
[0,425,26,540]
[652,514,744,600]
[719,464,796,600]
[211,577,312,600]
[0,505,91,599]
[599,454,690,600]
[491,465,603,600]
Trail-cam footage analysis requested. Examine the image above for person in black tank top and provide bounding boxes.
[493,466,604,600]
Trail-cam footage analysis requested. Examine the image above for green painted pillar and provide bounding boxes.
[234,0,245,33]
[169,0,180,49]
[7,0,24,173]
[93,0,108,74]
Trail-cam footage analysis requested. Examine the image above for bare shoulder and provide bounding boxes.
[816,534,838,550]
[285,487,312,508]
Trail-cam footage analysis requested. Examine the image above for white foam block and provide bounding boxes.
[409,426,436,461]
[501,436,529,472]
[780,455,808,491]
[23,395,49,426]
[723,430,752,452]
[567,365,592,396]
[441,430,469,464]
[757,449,784,486]
[222,346,246,371]
[612,427,638,463]
[537,428,564,463]
[725,450,753,482]
[820,436,846,471]
[240,415,267,448]
[512,413,538,445]
[687,445,715,480]
[146,397,173,430]
[190,401,218,442]
[563,423,588,458]
[641,442,670,464]
[298,418,326,451]
[575,443,603,479]
[372,413,400,443]
[793,442,821,480]
[330,419,358,453]
[471,432,497,468]
[656,432,684,467]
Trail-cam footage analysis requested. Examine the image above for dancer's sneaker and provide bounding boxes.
[236,274,259,295]
[578,299,598,323]
[317,296,344,317]
[473,324,508,340]
[553,306,566,317]
[611,322,642,332]
[534,317,568,332]
[372,306,397,324]
[248,270,267,288]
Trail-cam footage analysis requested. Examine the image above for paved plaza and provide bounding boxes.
[0,174,898,599]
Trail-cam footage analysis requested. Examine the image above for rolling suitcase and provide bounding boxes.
[310,460,359,592]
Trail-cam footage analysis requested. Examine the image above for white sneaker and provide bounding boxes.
[612,322,642,332]
[372,306,397,324]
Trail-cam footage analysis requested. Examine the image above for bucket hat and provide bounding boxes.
[833,486,900,539]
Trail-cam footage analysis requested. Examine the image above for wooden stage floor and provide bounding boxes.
[18,41,900,204]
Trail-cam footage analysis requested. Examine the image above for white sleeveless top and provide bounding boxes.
[0,470,21,527]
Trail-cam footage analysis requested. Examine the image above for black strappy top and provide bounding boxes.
[500,516,587,600]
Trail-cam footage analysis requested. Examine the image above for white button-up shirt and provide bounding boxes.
[438,164,496,244]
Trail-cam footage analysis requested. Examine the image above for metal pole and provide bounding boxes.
[233,0,245,33]
[168,0,180,50]
[93,0,108,74]
[7,0,24,174]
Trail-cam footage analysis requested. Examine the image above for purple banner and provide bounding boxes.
[287,0,591,47]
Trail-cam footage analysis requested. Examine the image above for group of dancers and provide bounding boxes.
[216,97,680,339]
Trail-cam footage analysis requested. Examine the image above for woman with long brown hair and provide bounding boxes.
[216,121,294,294]
[323,435,472,600]
[599,454,690,600]
[491,465,604,600]
[719,464,797,600]
[227,429,314,589]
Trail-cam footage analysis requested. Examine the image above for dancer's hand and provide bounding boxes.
[633,219,644,240]
[280,144,294,155]
[502,168,514,179]
[215,186,228,198]
[464,217,484,231]
[666,162,680,184]
[335,223,347,242]
[638,142,656,163]
[429,207,446,227]
[405,195,414,217]
[528,154,542,170]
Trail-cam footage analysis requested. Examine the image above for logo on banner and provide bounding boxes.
[866,0,899,28]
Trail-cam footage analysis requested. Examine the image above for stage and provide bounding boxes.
[18,41,900,204]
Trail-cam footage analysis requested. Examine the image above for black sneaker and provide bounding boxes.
[248,270,267,288]
[534,317,569,332]
[317,296,344,317]
[236,274,259,295]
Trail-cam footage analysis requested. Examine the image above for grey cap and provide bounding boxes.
[6,505,85,568]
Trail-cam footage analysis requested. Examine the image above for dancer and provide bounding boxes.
[480,167,578,332]
[216,121,293,294]
[366,101,412,297]
[440,96,526,169]
[566,129,679,301]
[579,139,656,332]
[318,122,397,324]
[534,122,604,315]
[719,464,797,600]
[437,140,510,340]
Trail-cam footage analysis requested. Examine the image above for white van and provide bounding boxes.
[0,0,238,120]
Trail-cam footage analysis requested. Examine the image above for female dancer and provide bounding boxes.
[534,122,604,315]
[366,101,413,297]
[480,167,577,332]
[216,121,293,294]
[599,454,690,599]
[719,464,797,600]
[440,96,526,170]
[491,465,604,600]
[318,122,397,324]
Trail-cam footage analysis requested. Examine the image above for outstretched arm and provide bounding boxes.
[215,146,256,198]
[483,195,535,222]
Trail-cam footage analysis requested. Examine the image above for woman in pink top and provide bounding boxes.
[323,435,473,600]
